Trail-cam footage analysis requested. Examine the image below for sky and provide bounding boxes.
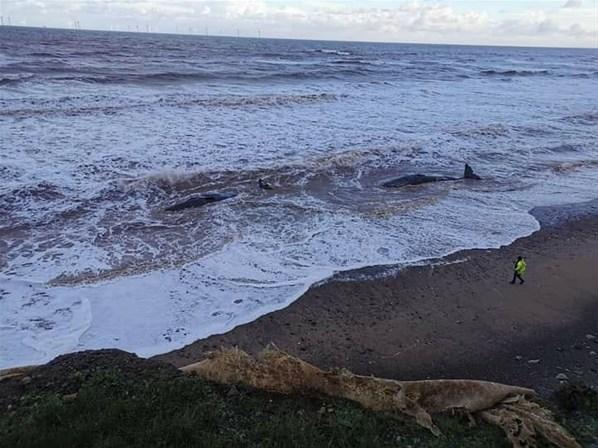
[1,0,597,48]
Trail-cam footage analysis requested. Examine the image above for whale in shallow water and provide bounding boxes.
[258,178,273,190]
[382,163,481,188]
[165,192,237,212]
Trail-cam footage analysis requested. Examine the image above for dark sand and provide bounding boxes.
[155,200,598,396]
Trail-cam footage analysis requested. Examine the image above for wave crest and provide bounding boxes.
[0,93,340,119]
[121,147,402,196]
[0,73,34,86]
[480,69,550,77]
[561,111,598,125]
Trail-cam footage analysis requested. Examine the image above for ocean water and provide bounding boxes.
[1,27,597,368]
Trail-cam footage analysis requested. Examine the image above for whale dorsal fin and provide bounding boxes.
[463,163,481,180]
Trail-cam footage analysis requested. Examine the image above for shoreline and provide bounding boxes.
[155,199,598,395]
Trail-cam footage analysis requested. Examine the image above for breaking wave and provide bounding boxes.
[315,48,352,56]
[4,65,380,87]
[480,69,550,77]
[451,124,511,138]
[542,143,585,154]
[548,159,598,174]
[0,73,34,86]
[122,147,398,195]
[0,182,65,204]
[0,93,341,118]
[561,111,598,125]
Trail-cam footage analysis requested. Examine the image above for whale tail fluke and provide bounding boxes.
[464,163,481,180]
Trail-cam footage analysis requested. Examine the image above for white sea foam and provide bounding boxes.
[3,173,598,368]
[7,176,598,368]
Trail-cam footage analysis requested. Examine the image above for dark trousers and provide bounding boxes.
[511,272,524,284]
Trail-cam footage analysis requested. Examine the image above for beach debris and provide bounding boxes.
[0,366,36,382]
[480,400,580,448]
[528,359,541,364]
[556,373,569,381]
[181,346,580,448]
[62,393,78,402]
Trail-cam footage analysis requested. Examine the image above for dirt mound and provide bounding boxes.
[0,349,180,412]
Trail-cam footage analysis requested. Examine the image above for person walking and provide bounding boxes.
[510,256,526,284]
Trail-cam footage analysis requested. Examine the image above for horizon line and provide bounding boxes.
[1,24,597,51]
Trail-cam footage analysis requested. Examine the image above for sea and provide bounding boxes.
[1,26,597,369]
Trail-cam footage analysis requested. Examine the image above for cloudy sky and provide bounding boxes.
[1,0,597,47]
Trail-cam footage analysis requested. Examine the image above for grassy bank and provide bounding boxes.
[1,350,596,448]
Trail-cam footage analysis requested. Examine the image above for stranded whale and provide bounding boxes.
[164,164,479,211]
[382,163,481,188]
[258,178,273,190]
[165,192,237,212]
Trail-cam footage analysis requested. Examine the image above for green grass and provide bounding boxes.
[1,368,596,448]
[0,370,511,448]
[552,383,598,446]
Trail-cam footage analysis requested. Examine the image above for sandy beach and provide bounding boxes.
[155,200,598,395]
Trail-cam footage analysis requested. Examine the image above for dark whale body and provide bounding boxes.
[382,174,456,188]
[165,192,237,212]
[258,178,273,190]
[382,163,481,188]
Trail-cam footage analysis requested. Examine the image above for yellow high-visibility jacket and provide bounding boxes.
[515,259,527,275]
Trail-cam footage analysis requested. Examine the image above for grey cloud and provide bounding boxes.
[568,22,597,37]
[2,0,596,47]
[563,0,583,8]
[497,16,593,40]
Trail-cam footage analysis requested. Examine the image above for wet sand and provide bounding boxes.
[154,200,598,396]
